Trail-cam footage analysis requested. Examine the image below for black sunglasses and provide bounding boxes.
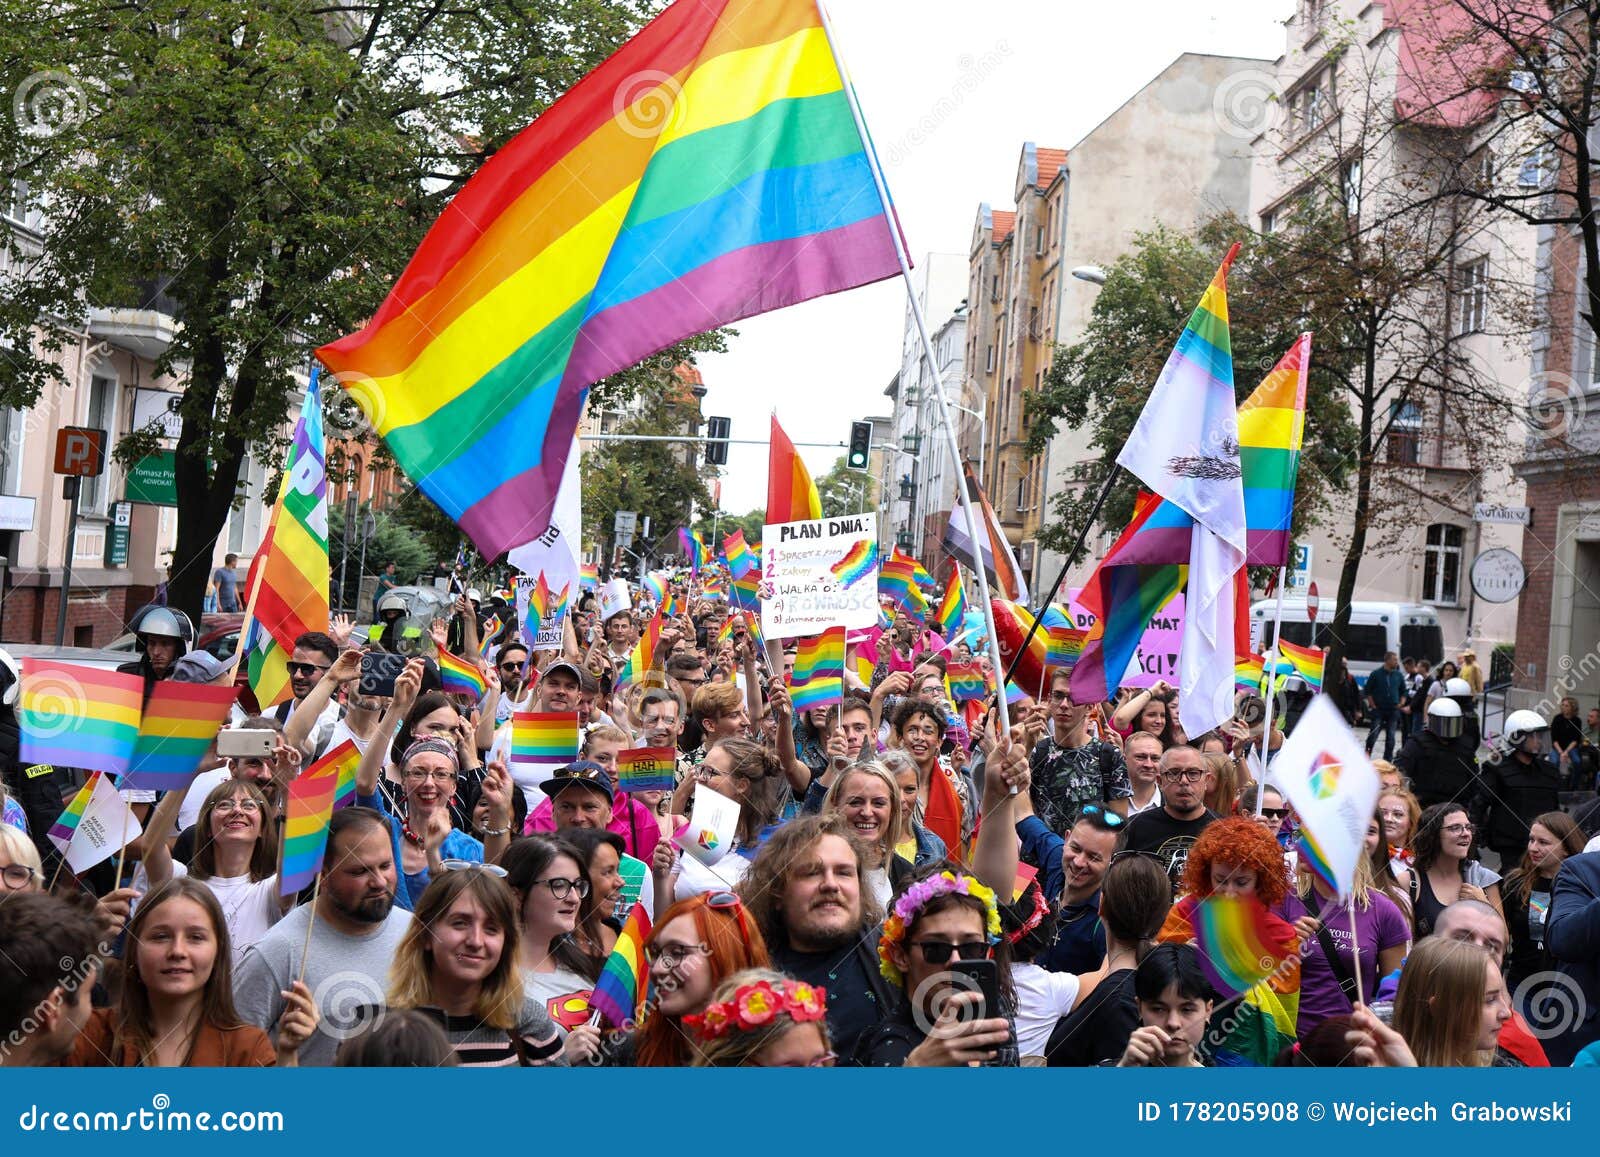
[285,661,329,677]
[1258,807,1290,820]
[908,940,991,965]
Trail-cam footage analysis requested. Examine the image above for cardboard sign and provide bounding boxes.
[760,513,879,640]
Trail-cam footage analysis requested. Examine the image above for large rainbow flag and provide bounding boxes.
[789,626,845,711]
[241,369,329,708]
[1240,333,1311,567]
[990,599,1050,697]
[317,0,902,558]
[768,415,822,524]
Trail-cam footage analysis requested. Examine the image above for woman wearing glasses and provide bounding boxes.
[500,836,603,1033]
[686,968,834,1066]
[855,867,1018,1067]
[889,700,974,854]
[357,660,515,910]
[386,867,565,1066]
[1410,802,1503,940]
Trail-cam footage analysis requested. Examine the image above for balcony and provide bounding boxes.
[87,277,182,361]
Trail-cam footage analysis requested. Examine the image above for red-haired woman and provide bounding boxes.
[594,891,770,1066]
[1158,817,1309,1065]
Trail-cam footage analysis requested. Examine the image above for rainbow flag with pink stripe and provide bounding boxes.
[878,549,927,618]
[945,661,988,703]
[511,711,579,778]
[789,626,844,711]
[934,580,966,639]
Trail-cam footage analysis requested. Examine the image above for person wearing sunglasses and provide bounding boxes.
[1014,788,1121,975]
[491,642,532,726]
[855,867,1017,1066]
[1411,803,1502,940]
[499,835,603,1048]
[1116,745,1218,897]
[281,648,386,767]
[686,968,834,1066]
[386,867,564,1066]
[270,631,342,753]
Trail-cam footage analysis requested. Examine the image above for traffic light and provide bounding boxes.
[847,421,872,471]
[704,415,730,466]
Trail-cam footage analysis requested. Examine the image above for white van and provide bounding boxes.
[1249,600,1444,682]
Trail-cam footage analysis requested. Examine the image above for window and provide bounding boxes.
[1034,225,1046,256]
[1387,400,1422,465]
[1518,145,1551,187]
[1,179,35,228]
[985,344,996,373]
[82,376,115,513]
[1509,70,1537,93]
[1456,258,1488,334]
[1422,524,1464,605]
[1470,149,1496,191]
[1028,306,1040,340]
[1342,158,1362,218]
[0,408,22,494]
[1260,209,1276,235]
[990,274,999,302]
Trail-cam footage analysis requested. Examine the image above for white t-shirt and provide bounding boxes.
[322,718,373,759]
[1010,961,1082,1059]
[1127,788,1163,816]
[137,860,285,963]
[865,865,893,909]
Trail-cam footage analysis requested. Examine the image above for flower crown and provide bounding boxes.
[682,979,827,1041]
[878,870,1002,984]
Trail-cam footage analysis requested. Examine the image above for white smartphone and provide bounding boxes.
[217,729,276,759]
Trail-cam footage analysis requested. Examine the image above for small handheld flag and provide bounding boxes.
[945,661,989,704]
[280,749,341,895]
[302,739,362,811]
[48,772,143,874]
[436,651,488,699]
[789,626,845,712]
[589,902,653,1030]
[511,711,580,781]
[122,681,241,792]
[934,580,967,639]
[1189,894,1299,1000]
[615,747,676,794]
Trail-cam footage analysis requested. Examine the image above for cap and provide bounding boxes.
[541,659,584,685]
[171,651,230,684]
[540,760,614,803]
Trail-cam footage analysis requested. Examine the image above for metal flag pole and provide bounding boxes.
[817,2,1011,737]
[1255,565,1290,816]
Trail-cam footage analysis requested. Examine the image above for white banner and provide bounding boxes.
[760,513,879,640]
[1270,695,1381,899]
[507,436,582,599]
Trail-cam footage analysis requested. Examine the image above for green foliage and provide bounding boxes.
[328,500,433,594]
[815,455,876,518]
[696,508,766,549]
[1024,213,1361,562]
[0,0,661,619]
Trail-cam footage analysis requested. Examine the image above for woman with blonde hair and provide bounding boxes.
[1393,936,1513,1066]
[1201,752,1240,816]
[387,867,564,1066]
[1377,786,1422,870]
[685,967,834,1067]
[818,762,907,907]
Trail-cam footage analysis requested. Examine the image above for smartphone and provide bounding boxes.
[949,958,1000,1022]
[217,728,276,759]
[359,652,407,698]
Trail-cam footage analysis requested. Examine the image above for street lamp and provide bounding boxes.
[1071,265,1107,285]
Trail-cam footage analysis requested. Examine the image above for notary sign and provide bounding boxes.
[761,513,880,639]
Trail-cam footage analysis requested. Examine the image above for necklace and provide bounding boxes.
[401,818,425,848]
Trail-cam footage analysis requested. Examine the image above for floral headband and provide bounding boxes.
[878,870,1002,984]
[682,979,827,1041]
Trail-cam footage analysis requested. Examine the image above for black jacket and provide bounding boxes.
[1546,852,1600,1065]
[1474,754,1560,853]
[1393,730,1479,808]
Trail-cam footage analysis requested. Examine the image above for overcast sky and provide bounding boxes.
[697,0,1292,515]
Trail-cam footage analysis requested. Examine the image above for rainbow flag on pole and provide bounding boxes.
[945,661,988,704]
[616,609,665,690]
[1275,639,1326,691]
[723,530,758,579]
[122,681,241,792]
[47,773,100,851]
[934,580,966,639]
[436,650,488,699]
[589,902,653,1029]
[615,747,677,794]
[879,549,927,618]
[511,711,580,779]
[1042,605,1087,672]
[789,626,845,712]
[280,748,341,896]
[301,739,363,812]
[1239,333,1311,567]
[768,416,822,524]
[19,660,143,775]
[47,771,142,874]
[477,615,503,658]
[316,0,901,559]
[241,369,329,708]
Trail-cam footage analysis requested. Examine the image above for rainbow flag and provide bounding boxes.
[1005,681,1028,706]
[615,747,676,794]
[730,569,761,612]
[241,369,329,708]
[642,572,668,605]
[589,902,653,1029]
[47,772,100,850]
[436,650,488,699]
[1069,492,1186,704]
[1042,605,1086,672]
[723,530,758,579]
[1235,653,1265,693]
[699,572,726,599]
[1189,894,1299,1000]
[879,549,927,618]
[19,660,143,775]
[768,415,822,523]
[830,539,878,589]
[660,586,682,617]
[1276,638,1326,691]
[715,615,735,648]
[478,615,503,658]
[301,739,362,812]
[580,563,599,591]
[511,711,580,777]
[876,606,893,631]
[934,580,966,639]
[616,609,665,689]
[789,626,845,711]
[679,527,711,574]
[990,599,1049,698]
[528,573,570,629]
[122,681,241,792]
[1240,333,1311,567]
[945,661,988,704]
[316,0,901,559]
[280,746,340,896]
[850,649,876,688]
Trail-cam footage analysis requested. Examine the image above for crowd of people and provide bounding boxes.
[2,571,1599,1071]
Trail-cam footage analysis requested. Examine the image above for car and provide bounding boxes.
[2,642,135,672]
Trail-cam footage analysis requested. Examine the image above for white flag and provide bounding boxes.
[60,774,144,875]
[507,436,582,599]
[1270,695,1381,899]
[678,784,740,867]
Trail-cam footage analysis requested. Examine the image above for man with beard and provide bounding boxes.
[1116,746,1218,896]
[490,641,531,725]
[233,808,411,1066]
[283,648,386,763]
[1014,793,1120,973]
[172,716,300,861]
[737,814,900,1060]
[267,631,342,753]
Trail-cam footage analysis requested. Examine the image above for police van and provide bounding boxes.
[1249,600,1444,682]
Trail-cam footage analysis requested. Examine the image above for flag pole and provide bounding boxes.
[1000,464,1121,690]
[1347,892,1365,1005]
[1255,565,1289,816]
[297,874,322,986]
[817,2,1010,738]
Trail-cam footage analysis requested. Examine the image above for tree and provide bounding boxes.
[1028,23,1538,675]
[0,0,657,622]
[695,508,766,553]
[815,455,877,518]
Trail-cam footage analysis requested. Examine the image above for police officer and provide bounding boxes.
[1395,695,1479,809]
[1475,710,1561,870]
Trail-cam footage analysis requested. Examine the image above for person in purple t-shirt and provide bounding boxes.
[1279,816,1410,1036]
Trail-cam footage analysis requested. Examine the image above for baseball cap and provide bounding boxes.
[541,659,584,685]
[540,760,615,803]
[171,651,231,684]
